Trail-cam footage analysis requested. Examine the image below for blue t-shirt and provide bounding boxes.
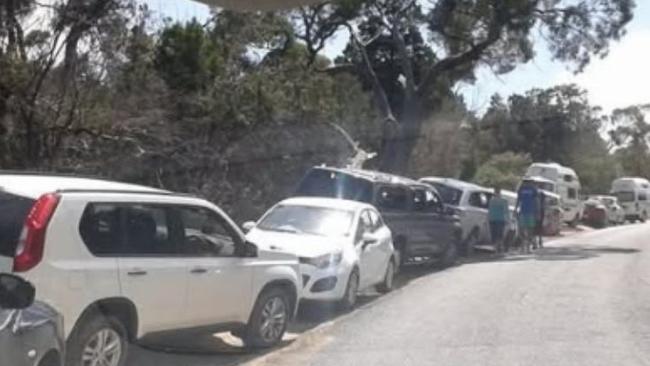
[518,185,539,216]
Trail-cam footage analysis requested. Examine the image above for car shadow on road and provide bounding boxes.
[462,245,640,264]
[128,265,442,365]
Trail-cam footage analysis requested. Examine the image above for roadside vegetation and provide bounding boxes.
[0,0,646,220]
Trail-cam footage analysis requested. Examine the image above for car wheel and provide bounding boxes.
[38,351,61,366]
[243,287,291,348]
[641,212,648,223]
[441,241,458,268]
[338,269,360,310]
[66,313,128,366]
[376,259,396,293]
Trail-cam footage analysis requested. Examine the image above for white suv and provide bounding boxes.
[0,173,301,366]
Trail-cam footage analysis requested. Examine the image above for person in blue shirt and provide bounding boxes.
[488,187,510,253]
[516,181,540,253]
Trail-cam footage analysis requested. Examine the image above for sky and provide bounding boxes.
[143,0,650,115]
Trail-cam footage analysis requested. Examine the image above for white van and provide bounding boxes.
[611,177,650,222]
[525,162,582,225]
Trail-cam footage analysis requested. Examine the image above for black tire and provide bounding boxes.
[338,269,360,310]
[393,248,403,274]
[65,312,128,366]
[38,351,61,366]
[641,212,647,223]
[242,287,291,348]
[376,258,396,293]
[441,241,458,268]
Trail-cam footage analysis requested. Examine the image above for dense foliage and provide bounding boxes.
[0,0,646,219]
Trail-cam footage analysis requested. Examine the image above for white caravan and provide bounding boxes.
[611,177,650,222]
[525,162,582,225]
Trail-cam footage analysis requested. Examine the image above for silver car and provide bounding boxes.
[0,273,64,366]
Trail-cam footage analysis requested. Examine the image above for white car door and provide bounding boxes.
[176,206,254,327]
[355,210,386,288]
[116,203,188,334]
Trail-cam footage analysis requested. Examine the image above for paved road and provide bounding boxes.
[129,224,650,366]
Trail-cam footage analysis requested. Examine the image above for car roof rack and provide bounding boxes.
[0,170,107,179]
[55,188,195,198]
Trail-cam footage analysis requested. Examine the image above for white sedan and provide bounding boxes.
[244,197,396,309]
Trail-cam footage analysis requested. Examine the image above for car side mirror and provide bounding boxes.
[361,232,377,250]
[239,241,258,258]
[242,221,256,233]
[0,274,35,310]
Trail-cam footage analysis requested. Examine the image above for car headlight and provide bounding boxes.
[299,252,343,269]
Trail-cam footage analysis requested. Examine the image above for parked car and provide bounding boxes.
[0,273,64,366]
[525,162,582,226]
[611,177,650,222]
[582,198,608,228]
[418,177,493,254]
[0,173,302,366]
[244,197,396,309]
[294,166,462,265]
[590,195,625,225]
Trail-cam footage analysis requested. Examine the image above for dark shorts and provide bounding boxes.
[490,221,505,242]
[519,214,536,229]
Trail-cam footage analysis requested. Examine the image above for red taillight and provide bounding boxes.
[13,193,60,273]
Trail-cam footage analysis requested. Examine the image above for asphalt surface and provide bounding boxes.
[128,223,650,366]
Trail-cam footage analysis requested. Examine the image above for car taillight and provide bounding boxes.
[13,193,60,273]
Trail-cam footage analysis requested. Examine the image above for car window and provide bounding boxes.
[427,182,463,206]
[377,186,408,211]
[79,203,124,256]
[639,193,648,201]
[568,188,577,200]
[0,192,35,257]
[123,205,177,256]
[413,188,441,212]
[178,206,240,257]
[469,192,490,209]
[615,191,635,202]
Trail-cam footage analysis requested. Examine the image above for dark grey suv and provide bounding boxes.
[295,166,463,267]
[0,274,64,366]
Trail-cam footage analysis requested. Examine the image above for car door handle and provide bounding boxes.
[190,267,208,274]
[127,270,147,276]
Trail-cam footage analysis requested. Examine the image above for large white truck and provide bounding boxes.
[525,162,582,226]
[611,177,650,222]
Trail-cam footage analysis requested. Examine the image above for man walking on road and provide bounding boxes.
[488,187,509,253]
[517,180,540,253]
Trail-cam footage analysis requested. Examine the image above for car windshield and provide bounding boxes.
[257,205,354,237]
[296,169,374,203]
[600,198,614,206]
[426,183,463,206]
[616,192,636,202]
